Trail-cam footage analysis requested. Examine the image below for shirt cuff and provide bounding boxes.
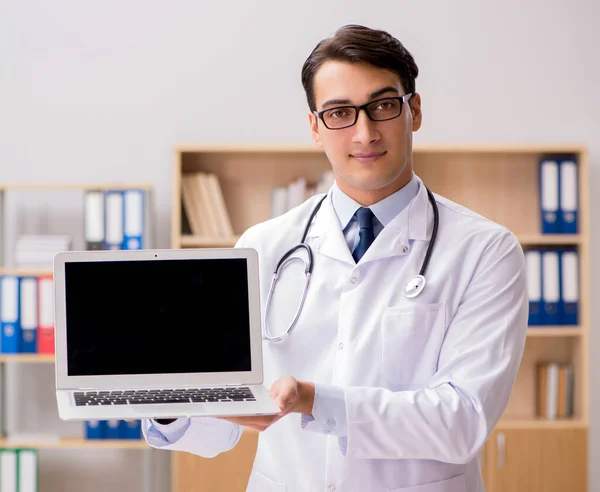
[143,418,191,447]
[300,384,347,438]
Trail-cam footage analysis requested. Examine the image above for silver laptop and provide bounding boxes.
[53,248,280,420]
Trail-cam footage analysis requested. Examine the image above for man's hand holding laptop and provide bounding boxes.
[217,376,315,431]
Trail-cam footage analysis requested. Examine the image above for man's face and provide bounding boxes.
[309,61,422,204]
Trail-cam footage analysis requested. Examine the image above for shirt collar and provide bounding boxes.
[331,174,420,230]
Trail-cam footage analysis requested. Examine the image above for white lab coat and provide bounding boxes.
[144,176,528,492]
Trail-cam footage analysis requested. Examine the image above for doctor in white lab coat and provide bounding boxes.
[142,24,528,492]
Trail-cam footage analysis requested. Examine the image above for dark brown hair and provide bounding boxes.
[301,24,419,112]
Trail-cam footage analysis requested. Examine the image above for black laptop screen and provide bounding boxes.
[64,258,252,376]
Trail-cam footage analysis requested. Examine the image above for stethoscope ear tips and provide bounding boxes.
[405,274,426,298]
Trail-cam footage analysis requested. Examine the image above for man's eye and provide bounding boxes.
[330,109,351,118]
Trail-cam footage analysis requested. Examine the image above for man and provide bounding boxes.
[143,24,528,491]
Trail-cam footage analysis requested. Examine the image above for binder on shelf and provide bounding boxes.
[1,276,21,354]
[85,420,104,439]
[559,158,578,234]
[0,449,17,492]
[525,249,542,326]
[104,190,124,250]
[84,190,105,250]
[564,364,575,417]
[17,449,38,492]
[541,250,560,325]
[539,159,560,234]
[19,277,38,353]
[123,189,145,250]
[537,361,574,420]
[545,362,560,419]
[559,249,579,325]
[104,419,121,439]
[119,419,142,439]
[37,275,54,354]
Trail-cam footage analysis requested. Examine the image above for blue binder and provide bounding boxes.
[1,276,21,354]
[525,249,542,325]
[85,420,104,439]
[559,158,578,234]
[104,419,121,439]
[558,249,579,325]
[19,276,38,353]
[119,420,142,439]
[541,250,560,325]
[123,189,145,250]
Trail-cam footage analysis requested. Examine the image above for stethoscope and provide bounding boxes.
[263,187,439,342]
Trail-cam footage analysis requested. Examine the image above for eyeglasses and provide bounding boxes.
[315,94,413,130]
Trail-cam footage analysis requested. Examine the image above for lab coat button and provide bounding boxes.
[338,342,344,350]
[350,277,358,284]
[328,419,336,429]
[401,245,409,254]
[316,243,321,251]
[328,486,336,492]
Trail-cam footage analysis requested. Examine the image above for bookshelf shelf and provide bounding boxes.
[526,327,582,337]
[0,354,55,363]
[0,183,153,192]
[180,235,240,248]
[518,234,582,246]
[0,268,53,276]
[496,418,587,430]
[0,438,147,449]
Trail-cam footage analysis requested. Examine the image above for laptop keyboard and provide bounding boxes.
[73,387,256,406]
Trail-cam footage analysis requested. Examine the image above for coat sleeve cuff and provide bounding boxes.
[143,418,191,447]
[300,384,347,438]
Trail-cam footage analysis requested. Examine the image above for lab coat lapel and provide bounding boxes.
[305,196,355,265]
[359,178,432,263]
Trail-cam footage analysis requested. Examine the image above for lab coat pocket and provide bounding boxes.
[381,302,445,386]
[246,471,287,492]
[388,473,467,491]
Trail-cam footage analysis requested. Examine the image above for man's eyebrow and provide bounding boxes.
[320,87,401,109]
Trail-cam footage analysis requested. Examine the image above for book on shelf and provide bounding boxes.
[536,361,574,419]
[181,172,234,237]
[270,171,334,218]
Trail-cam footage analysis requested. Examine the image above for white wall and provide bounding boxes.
[1,0,599,490]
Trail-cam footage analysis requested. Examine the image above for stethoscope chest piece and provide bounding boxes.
[405,274,426,298]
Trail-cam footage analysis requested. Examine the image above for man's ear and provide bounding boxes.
[309,112,324,148]
[410,93,422,132]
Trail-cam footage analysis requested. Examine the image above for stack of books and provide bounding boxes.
[15,234,71,269]
[181,172,234,237]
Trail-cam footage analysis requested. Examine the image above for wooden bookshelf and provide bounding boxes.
[171,144,589,492]
[0,181,156,492]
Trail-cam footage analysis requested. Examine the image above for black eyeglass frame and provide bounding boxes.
[314,93,413,130]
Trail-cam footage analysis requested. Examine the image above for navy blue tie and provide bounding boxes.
[352,207,375,262]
